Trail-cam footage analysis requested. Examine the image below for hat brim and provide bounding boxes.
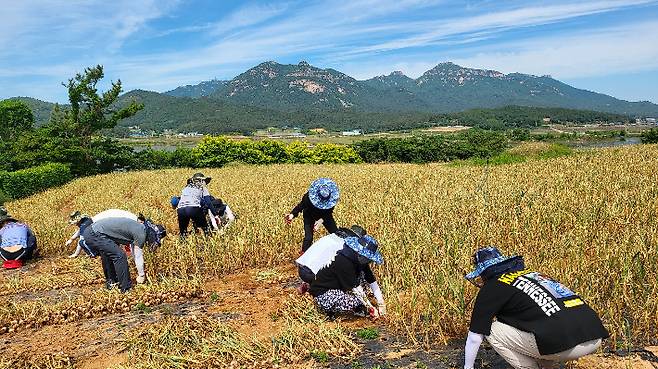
[465,255,521,280]
[345,237,383,265]
[308,179,340,210]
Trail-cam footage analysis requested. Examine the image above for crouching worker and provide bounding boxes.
[296,225,367,292]
[176,173,218,238]
[285,178,340,252]
[308,234,386,319]
[0,208,37,269]
[82,217,165,292]
[463,247,609,369]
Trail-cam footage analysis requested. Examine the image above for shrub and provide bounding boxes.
[641,128,658,144]
[0,163,72,200]
[352,129,508,163]
[190,136,361,167]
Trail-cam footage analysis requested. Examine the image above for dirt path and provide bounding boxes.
[1,258,656,369]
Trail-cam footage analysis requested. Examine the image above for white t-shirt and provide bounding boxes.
[92,209,138,222]
[296,234,345,275]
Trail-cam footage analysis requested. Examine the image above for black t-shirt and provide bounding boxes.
[309,253,375,297]
[291,193,334,221]
[469,269,609,355]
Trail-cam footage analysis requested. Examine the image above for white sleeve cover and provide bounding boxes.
[71,229,80,241]
[352,286,374,309]
[464,331,484,369]
[132,244,145,277]
[369,281,385,305]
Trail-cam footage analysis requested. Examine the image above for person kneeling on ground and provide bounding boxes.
[285,178,340,253]
[463,246,609,369]
[82,216,165,292]
[0,208,37,269]
[296,225,369,292]
[308,233,386,319]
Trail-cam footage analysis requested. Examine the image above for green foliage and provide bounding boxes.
[0,163,72,200]
[0,99,34,141]
[641,128,658,144]
[65,65,143,139]
[355,327,379,340]
[310,351,329,363]
[352,129,508,163]
[191,136,362,167]
[431,106,630,129]
[537,144,573,159]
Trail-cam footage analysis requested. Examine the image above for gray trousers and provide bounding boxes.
[82,227,132,292]
[486,321,602,369]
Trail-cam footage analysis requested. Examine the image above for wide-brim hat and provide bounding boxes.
[190,172,212,184]
[344,235,383,265]
[0,206,13,223]
[68,210,90,225]
[145,220,167,248]
[308,178,339,210]
[465,246,522,280]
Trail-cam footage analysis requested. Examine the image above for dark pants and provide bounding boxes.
[177,206,209,238]
[82,228,132,292]
[302,215,338,252]
[0,247,34,261]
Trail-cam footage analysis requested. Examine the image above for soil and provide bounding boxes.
[1,258,656,369]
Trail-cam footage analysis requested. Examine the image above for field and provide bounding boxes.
[2,144,658,368]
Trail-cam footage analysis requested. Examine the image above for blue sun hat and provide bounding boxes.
[308,178,340,210]
[465,246,523,281]
[344,235,383,265]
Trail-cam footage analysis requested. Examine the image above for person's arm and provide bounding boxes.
[291,193,309,217]
[66,229,80,246]
[201,188,218,215]
[464,331,484,369]
[369,281,386,315]
[132,224,147,249]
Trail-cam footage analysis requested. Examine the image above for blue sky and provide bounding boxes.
[1,0,658,104]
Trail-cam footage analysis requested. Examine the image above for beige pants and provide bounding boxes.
[486,321,602,369]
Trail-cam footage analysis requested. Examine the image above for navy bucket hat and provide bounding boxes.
[308,178,340,210]
[345,235,383,265]
[465,246,522,281]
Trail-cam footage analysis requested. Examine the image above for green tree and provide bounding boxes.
[0,99,34,141]
[641,128,658,144]
[64,65,143,142]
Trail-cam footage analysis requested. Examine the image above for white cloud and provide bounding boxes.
[450,21,658,79]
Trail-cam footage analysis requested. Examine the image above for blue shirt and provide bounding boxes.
[0,222,28,249]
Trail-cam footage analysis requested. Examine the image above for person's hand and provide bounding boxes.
[377,303,387,317]
[368,306,380,319]
[313,219,323,232]
[65,239,72,247]
[285,214,294,224]
[68,253,77,258]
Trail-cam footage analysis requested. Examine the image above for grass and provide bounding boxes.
[355,327,380,340]
[6,144,658,350]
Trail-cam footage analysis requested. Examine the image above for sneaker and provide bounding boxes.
[105,281,119,290]
[296,282,309,295]
[136,275,146,284]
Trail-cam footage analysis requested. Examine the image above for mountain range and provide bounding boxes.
[163,61,658,116]
[9,61,658,133]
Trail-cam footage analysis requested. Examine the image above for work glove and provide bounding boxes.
[65,239,73,247]
[313,218,324,232]
[377,303,387,317]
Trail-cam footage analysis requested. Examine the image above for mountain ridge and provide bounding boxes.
[162,61,658,116]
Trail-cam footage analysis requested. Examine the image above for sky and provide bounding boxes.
[1,0,657,104]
